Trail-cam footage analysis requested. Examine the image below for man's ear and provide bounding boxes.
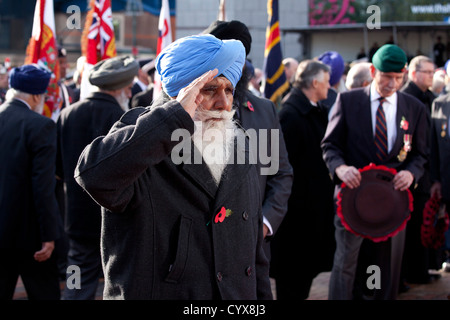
[31,94,42,105]
[369,64,376,78]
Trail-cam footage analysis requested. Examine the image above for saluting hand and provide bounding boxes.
[176,69,218,119]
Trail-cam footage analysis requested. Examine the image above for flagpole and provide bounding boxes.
[153,0,172,102]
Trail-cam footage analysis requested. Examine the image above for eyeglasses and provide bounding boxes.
[416,70,434,75]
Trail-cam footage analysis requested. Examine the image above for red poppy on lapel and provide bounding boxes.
[246,101,254,112]
[214,206,233,224]
[400,116,409,131]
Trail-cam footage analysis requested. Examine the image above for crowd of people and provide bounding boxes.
[0,19,449,301]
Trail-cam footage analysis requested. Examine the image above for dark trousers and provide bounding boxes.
[0,249,60,300]
[329,214,405,300]
[401,191,431,282]
[63,236,102,300]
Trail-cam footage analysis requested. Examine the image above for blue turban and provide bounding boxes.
[318,51,345,86]
[9,64,51,95]
[156,34,246,97]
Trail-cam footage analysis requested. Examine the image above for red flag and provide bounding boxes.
[80,0,117,100]
[25,0,61,119]
[153,0,172,100]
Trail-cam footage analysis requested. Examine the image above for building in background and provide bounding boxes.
[0,0,449,72]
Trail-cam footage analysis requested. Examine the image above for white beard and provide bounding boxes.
[192,107,237,185]
[115,90,130,112]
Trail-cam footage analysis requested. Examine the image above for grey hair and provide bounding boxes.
[5,88,31,101]
[345,62,372,89]
[408,55,434,80]
[293,60,330,90]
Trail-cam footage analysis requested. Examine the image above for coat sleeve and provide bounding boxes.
[403,98,429,181]
[30,118,61,242]
[321,93,348,183]
[74,101,195,213]
[260,100,293,235]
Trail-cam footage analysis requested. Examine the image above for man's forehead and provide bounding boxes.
[378,70,405,77]
[206,75,233,87]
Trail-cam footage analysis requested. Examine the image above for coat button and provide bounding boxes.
[242,211,249,220]
[217,271,223,282]
[245,266,252,276]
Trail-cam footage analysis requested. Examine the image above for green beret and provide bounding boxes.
[89,56,139,90]
[372,44,407,73]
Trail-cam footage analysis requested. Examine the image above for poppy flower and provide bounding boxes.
[400,117,409,131]
[215,207,227,223]
[247,101,254,112]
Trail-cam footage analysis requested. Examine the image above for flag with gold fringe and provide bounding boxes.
[262,0,288,105]
[25,0,61,119]
[79,0,116,100]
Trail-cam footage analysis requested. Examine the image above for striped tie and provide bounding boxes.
[375,97,388,161]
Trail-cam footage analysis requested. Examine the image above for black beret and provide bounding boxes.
[203,20,252,56]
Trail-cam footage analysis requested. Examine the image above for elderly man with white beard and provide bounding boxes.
[74,34,272,300]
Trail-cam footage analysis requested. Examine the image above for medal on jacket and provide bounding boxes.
[397,134,411,162]
[442,123,447,138]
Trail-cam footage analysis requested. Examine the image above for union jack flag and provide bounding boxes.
[81,0,116,65]
[80,0,116,100]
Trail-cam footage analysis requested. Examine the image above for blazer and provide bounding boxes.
[322,85,428,186]
[56,92,125,238]
[74,100,272,300]
[0,99,61,251]
[236,91,293,236]
[430,93,450,202]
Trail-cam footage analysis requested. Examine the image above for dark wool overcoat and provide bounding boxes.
[75,100,272,300]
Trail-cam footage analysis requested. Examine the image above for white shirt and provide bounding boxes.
[370,83,397,153]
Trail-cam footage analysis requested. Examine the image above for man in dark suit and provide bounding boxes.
[203,19,293,261]
[322,44,428,300]
[430,91,450,273]
[74,35,272,299]
[0,64,61,299]
[56,56,139,300]
[271,59,336,300]
[400,55,438,284]
[130,59,156,109]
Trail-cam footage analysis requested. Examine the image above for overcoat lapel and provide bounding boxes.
[358,86,377,159]
[213,131,253,211]
[387,93,408,160]
[180,141,218,199]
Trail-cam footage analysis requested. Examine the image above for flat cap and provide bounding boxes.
[203,20,252,56]
[372,44,407,73]
[89,56,139,90]
[9,64,51,95]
